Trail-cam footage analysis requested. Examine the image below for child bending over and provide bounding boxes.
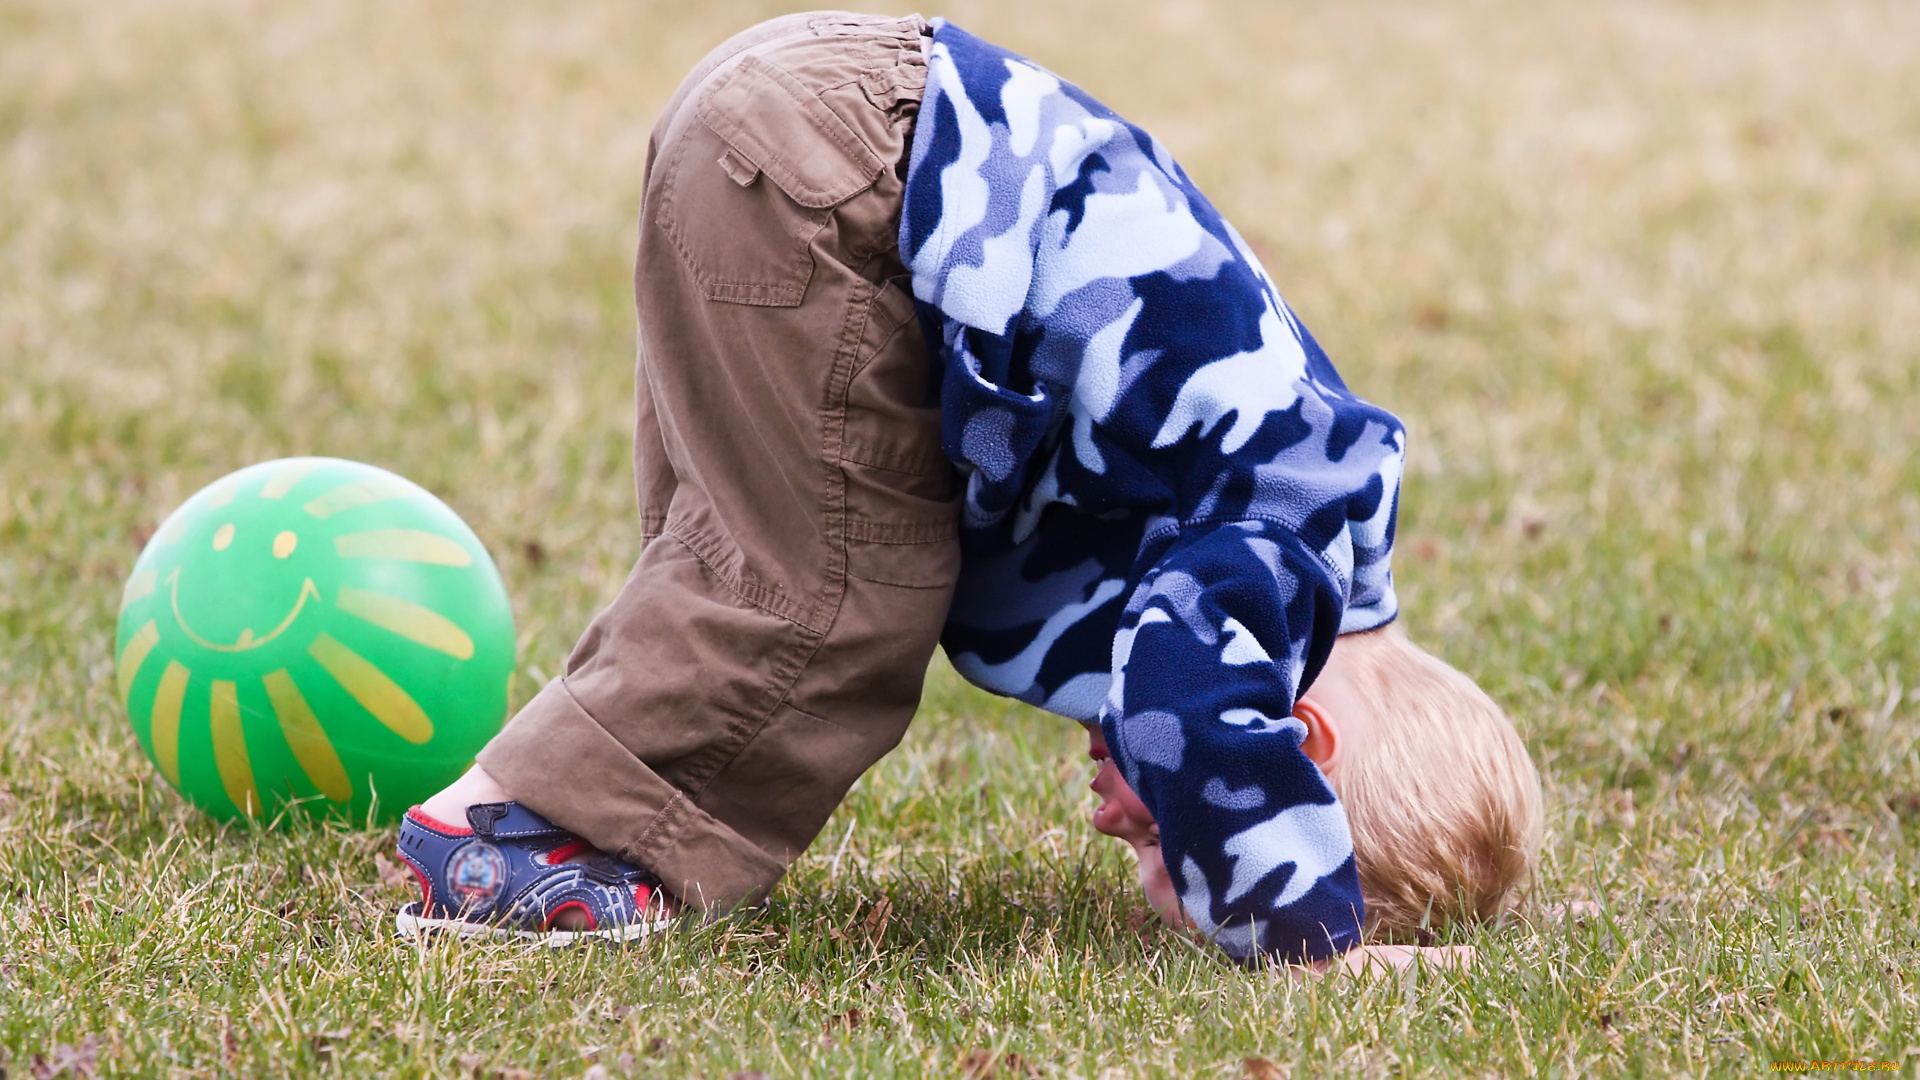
[393,11,1543,970]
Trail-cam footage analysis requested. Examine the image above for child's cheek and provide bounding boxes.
[1114,777,1154,828]
[1090,759,1159,843]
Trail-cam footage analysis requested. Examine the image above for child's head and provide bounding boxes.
[1300,623,1543,938]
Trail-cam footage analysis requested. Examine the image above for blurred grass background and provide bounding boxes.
[3,0,1918,1076]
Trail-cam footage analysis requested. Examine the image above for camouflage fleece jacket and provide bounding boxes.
[901,21,1407,963]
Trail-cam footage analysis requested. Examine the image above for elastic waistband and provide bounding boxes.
[802,11,931,42]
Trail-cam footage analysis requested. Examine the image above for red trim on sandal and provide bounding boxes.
[395,848,437,911]
[542,900,596,932]
[544,839,592,865]
[408,861,433,911]
[405,806,473,836]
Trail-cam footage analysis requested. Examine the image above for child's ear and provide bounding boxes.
[1293,697,1340,769]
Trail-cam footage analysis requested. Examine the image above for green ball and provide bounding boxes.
[114,458,515,826]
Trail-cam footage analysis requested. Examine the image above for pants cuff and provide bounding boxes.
[476,677,787,911]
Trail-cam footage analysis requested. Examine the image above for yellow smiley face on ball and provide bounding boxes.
[115,458,516,825]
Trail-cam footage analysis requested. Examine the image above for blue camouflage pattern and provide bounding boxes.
[902,21,1407,962]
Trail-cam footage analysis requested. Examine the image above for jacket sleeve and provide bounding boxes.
[1095,313,1404,965]
[903,22,1405,963]
[1100,516,1365,963]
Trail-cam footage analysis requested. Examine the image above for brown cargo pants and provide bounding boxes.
[476,12,957,912]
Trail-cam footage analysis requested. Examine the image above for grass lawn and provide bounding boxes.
[4,0,1918,1075]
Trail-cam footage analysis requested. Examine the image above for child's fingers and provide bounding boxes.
[1288,944,1476,980]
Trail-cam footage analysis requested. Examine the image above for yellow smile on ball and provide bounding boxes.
[167,566,320,653]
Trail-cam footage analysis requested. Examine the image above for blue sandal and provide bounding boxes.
[393,802,673,945]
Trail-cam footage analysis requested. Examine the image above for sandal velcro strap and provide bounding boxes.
[393,801,670,945]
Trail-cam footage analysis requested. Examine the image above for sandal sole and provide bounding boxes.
[394,902,672,947]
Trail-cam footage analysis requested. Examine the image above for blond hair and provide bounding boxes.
[1326,623,1543,939]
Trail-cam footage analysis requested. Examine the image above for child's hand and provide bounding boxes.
[1128,833,1472,973]
[1302,944,1475,978]
[1128,830,1196,930]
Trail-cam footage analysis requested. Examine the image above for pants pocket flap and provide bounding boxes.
[697,54,886,210]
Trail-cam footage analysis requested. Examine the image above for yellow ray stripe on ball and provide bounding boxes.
[150,661,189,788]
[302,475,414,520]
[116,619,160,708]
[120,569,157,614]
[333,529,473,567]
[334,586,474,660]
[263,669,352,803]
[209,680,260,817]
[307,632,435,744]
[259,460,321,500]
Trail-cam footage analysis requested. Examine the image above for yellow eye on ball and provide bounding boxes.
[112,457,516,826]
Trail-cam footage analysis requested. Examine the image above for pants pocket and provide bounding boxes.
[845,537,960,591]
[657,54,887,307]
[842,459,959,590]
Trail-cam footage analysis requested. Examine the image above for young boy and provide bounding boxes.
[392,12,1543,968]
